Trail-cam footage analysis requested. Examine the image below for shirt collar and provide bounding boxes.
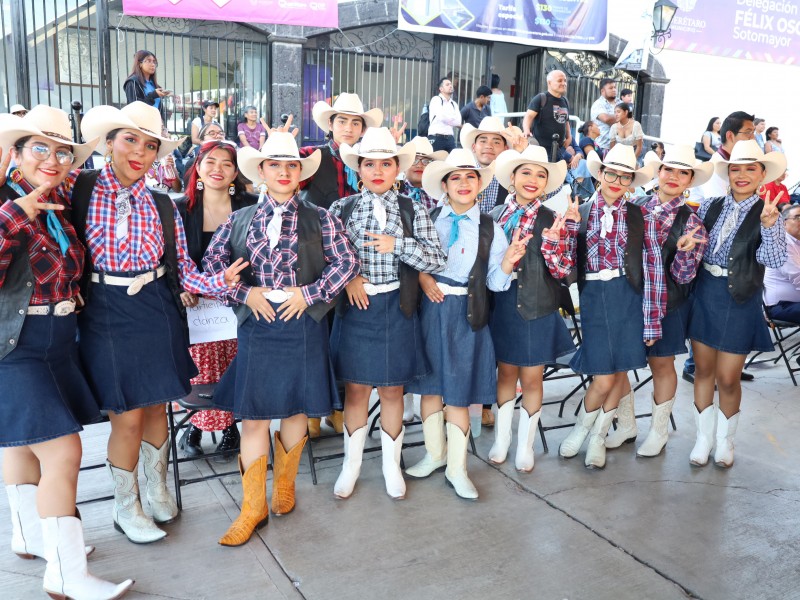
[102,163,147,200]
[725,193,760,212]
[261,193,298,215]
[507,195,541,215]
[595,191,623,210]
[441,202,480,222]
[362,187,398,204]
[646,194,683,213]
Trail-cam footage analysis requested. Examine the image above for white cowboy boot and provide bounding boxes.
[585,408,617,469]
[380,427,406,500]
[42,516,134,600]
[106,461,166,544]
[637,395,675,457]
[333,425,368,499]
[689,405,717,467]
[140,440,179,524]
[605,390,637,448]
[406,411,447,478]
[514,409,541,472]
[402,393,416,423]
[488,401,515,464]
[714,409,740,468]
[444,423,478,500]
[559,402,600,458]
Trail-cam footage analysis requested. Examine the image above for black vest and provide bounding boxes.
[336,194,419,318]
[491,203,564,320]
[702,197,766,304]
[576,200,644,293]
[68,170,188,339]
[661,203,693,312]
[228,200,334,325]
[429,207,494,331]
[298,146,344,211]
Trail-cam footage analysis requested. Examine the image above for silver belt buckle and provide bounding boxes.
[599,269,614,281]
[53,299,76,316]
[127,274,148,296]
[264,289,293,303]
[706,263,723,277]
[362,283,378,296]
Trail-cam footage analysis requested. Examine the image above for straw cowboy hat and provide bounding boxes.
[0,104,97,166]
[237,131,321,184]
[459,116,514,150]
[713,139,787,185]
[420,148,494,199]
[644,144,715,188]
[312,93,383,133]
[81,101,181,159]
[340,127,416,173]
[494,145,567,195]
[408,136,447,161]
[587,144,653,188]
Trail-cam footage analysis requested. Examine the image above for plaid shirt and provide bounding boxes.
[477,176,501,214]
[495,196,577,279]
[642,195,707,285]
[583,194,666,340]
[203,194,357,306]
[0,186,83,305]
[299,140,358,199]
[699,194,787,269]
[401,181,437,212]
[62,166,227,296]
[329,189,446,284]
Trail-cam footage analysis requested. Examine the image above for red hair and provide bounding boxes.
[185,141,241,211]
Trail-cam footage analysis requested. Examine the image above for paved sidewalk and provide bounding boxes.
[1,353,798,599]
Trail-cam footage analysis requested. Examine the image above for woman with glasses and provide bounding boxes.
[0,106,134,599]
[183,123,227,184]
[559,145,664,469]
[123,50,171,125]
[401,137,447,212]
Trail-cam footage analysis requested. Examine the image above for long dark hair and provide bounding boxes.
[705,117,719,133]
[129,50,159,87]
[185,141,247,212]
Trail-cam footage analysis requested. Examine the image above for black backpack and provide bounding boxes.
[417,104,430,137]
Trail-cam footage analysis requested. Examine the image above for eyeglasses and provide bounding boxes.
[203,130,225,139]
[412,157,433,166]
[602,170,634,186]
[141,59,158,66]
[20,144,74,165]
[785,215,800,221]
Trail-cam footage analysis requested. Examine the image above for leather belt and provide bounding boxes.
[585,268,622,282]
[91,266,167,296]
[702,262,728,277]
[436,282,468,296]
[27,298,77,316]
[363,281,401,296]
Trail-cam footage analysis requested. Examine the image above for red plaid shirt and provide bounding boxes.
[0,183,84,305]
[61,166,227,296]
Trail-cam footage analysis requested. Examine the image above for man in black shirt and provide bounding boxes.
[522,70,580,168]
[460,85,492,128]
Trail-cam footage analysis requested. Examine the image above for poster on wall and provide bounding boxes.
[666,0,800,65]
[398,0,609,50]
[122,0,338,28]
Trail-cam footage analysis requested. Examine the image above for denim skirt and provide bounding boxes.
[406,278,497,406]
[0,314,102,447]
[490,280,575,367]
[570,277,647,375]
[688,269,773,355]
[647,299,691,358]
[331,288,430,387]
[213,306,339,419]
[78,274,198,413]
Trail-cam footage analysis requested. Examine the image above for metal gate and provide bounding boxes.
[435,38,490,109]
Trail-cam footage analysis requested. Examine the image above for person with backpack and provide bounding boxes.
[522,70,580,168]
[428,77,462,152]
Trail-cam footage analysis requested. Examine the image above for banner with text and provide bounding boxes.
[187,298,238,345]
[666,0,800,65]
[122,0,338,28]
[398,0,608,50]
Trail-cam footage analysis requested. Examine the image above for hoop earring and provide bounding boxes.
[196,178,204,191]
[104,152,112,165]
[392,180,401,192]
[757,185,767,196]
[357,180,364,192]
[229,184,236,196]
[624,190,632,200]
[507,184,516,195]
[683,189,690,199]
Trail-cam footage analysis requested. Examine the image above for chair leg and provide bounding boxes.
[670,412,677,431]
[167,403,182,511]
[306,439,317,486]
[468,429,477,455]
[538,418,549,453]
[367,398,381,438]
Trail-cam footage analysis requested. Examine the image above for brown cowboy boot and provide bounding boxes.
[271,432,308,516]
[218,455,269,547]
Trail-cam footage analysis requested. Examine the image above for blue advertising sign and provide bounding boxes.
[398,0,609,50]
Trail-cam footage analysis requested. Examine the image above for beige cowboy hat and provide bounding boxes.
[312,93,383,133]
[587,144,654,188]
[408,136,448,161]
[644,144,715,188]
[494,145,567,195]
[420,148,494,199]
[81,101,181,159]
[0,104,98,166]
[714,139,787,185]
[237,131,321,184]
[459,116,513,150]
[340,127,416,173]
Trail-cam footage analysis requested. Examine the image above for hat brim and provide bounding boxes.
[340,141,416,174]
[495,154,567,195]
[417,150,449,161]
[311,102,383,134]
[237,147,321,185]
[714,152,787,185]
[0,114,98,166]
[587,150,653,188]
[420,161,494,200]
[81,105,180,159]
[646,156,716,189]
[459,123,511,150]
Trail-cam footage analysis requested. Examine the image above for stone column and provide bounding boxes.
[270,35,306,131]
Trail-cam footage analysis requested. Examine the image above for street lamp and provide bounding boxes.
[651,0,678,53]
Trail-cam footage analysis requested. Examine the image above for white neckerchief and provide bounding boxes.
[713,202,742,255]
[267,205,287,250]
[372,194,387,232]
[115,188,132,240]
[600,202,619,239]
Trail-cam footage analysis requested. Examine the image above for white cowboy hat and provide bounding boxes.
[714,139,787,185]
[644,144,715,188]
[587,145,653,188]
[81,101,181,159]
[494,145,567,195]
[408,136,447,161]
[237,131,321,184]
[340,127,416,173]
[420,148,494,200]
[459,116,513,150]
[0,104,98,166]
[311,93,383,133]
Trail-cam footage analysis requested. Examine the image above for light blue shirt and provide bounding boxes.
[433,203,512,292]
[590,96,614,150]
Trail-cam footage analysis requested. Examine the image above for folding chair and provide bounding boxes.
[745,305,800,386]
